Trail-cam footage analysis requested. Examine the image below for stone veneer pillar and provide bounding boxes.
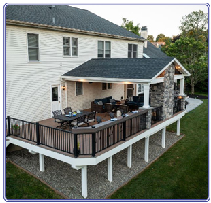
[146,109,152,129]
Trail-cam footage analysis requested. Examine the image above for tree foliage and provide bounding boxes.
[147,35,154,42]
[156,33,165,42]
[163,10,208,94]
[121,18,140,36]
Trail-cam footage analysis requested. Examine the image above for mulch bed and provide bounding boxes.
[188,94,208,99]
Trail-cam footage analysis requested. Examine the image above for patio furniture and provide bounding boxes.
[91,96,119,113]
[86,111,96,123]
[96,116,102,124]
[54,111,93,130]
[63,107,72,114]
[109,112,115,119]
[125,95,145,110]
[52,110,67,128]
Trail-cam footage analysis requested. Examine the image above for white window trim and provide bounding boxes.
[75,82,83,96]
[128,43,138,58]
[137,84,144,94]
[97,41,111,58]
[27,32,40,62]
[63,36,79,58]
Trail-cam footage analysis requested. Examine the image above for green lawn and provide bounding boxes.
[110,99,208,199]
[6,162,64,199]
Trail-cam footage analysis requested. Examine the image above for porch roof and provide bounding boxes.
[61,58,190,83]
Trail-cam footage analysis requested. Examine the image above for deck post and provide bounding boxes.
[177,119,180,136]
[180,77,184,95]
[7,116,11,136]
[143,84,150,108]
[162,127,166,148]
[127,145,132,168]
[74,134,78,157]
[81,166,87,198]
[108,156,112,182]
[39,154,44,172]
[92,133,96,157]
[36,122,40,145]
[144,136,149,162]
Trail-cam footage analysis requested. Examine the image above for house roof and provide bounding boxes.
[143,41,169,58]
[62,58,175,81]
[6,5,144,41]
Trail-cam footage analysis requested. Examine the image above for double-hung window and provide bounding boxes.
[27,33,39,61]
[63,37,78,57]
[98,41,111,58]
[128,44,138,58]
[138,84,144,94]
[76,82,83,96]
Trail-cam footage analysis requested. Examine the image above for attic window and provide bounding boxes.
[128,44,138,58]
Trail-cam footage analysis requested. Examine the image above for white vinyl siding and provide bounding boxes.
[6,25,143,122]
[27,33,39,61]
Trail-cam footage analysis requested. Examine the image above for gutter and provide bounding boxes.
[6,19,145,42]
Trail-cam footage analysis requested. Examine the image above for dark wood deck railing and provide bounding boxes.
[6,110,148,157]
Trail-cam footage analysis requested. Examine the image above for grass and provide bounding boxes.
[110,99,208,199]
[6,162,64,199]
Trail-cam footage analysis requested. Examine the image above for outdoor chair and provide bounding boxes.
[52,110,66,129]
[86,111,96,123]
[64,107,72,114]
[109,112,115,119]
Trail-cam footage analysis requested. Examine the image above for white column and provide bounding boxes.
[39,154,44,172]
[108,156,112,182]
[127,145,132,168]
[162,127,166,148]
[81,166,87,198]
[144,137,149,162]
[180,77,184,95]
[177,119,180,136]
[143,84,150,108]
[65,81,68,108]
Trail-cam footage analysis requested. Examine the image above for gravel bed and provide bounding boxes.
[6,130,183,199]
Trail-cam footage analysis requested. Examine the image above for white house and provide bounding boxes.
[6,5,190,198]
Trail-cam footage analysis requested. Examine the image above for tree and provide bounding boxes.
[165,37,207,94]
[156,33,165,42]
[163,10,208,94]
[180,10,208,40]
[121,18,140,36]
[147,35,154,42]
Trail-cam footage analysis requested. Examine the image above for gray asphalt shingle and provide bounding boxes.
[143,41,169,58]
[63,58,174,80]
[6,5,143,40]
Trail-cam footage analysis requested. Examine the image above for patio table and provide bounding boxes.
[55,111,93,130]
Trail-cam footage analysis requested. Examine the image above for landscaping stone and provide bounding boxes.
[7,131,183,199]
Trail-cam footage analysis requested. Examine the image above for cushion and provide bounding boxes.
[98,101,103,105]
[94,99,100,104]
[110,99,116,103]
[133,96,139,103]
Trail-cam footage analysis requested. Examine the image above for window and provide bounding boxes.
[128,44,138,58]
[98,41,111,58]
[138,84,144,93]
[76,82,83,96]
[102,83,107,90]
[63,37,70,56]
[63,37,78,56]
[52,87,58,101]
[72,37,78,56]
[108,83,112,89]
[27,33,39,61]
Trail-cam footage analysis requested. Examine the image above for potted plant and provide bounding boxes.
[12,124,20,136]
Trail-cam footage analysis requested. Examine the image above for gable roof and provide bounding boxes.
[143,41,169,58]
[62,58,175,81]
[6,5,144,41]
